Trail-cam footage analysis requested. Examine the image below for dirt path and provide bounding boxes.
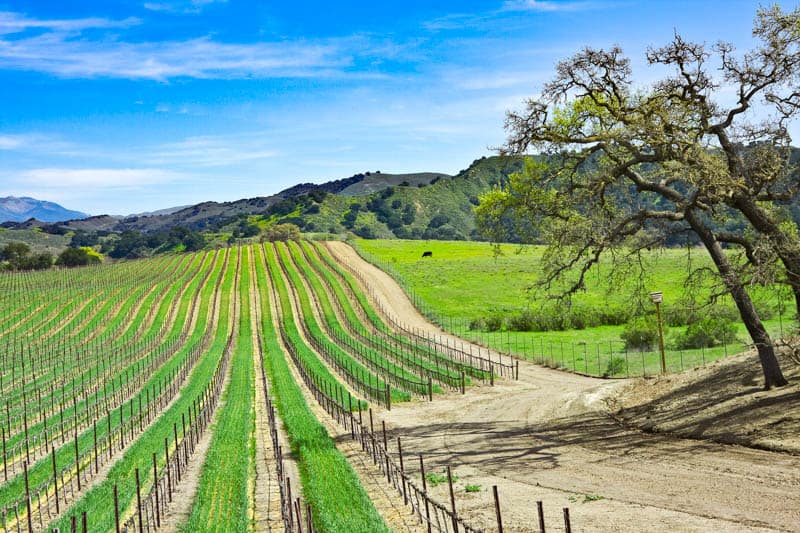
[327,241,800,532]
[249,247,288,532]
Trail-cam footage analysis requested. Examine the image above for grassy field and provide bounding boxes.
[353,239,795,377]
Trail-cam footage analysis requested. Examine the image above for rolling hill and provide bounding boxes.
[0,196,88,223]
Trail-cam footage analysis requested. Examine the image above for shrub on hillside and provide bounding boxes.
[620,316,662,350]
[671,316,738,349]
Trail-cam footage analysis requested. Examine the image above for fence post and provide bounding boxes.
[52,446,60,514]
[153,452,160,528]
[165,438,172,502]
[24,460,33,533]
[397,437,407,505]
[114,484,120,533]
[563,507,572,533]
[447,465,458,533]
[74,432,81,491]
[493,485,504,533]
[136,468,143,533]
[537,500,546,533]
[2,427,6,481]
[419,456,432,533]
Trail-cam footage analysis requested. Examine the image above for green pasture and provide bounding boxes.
[352,239,796,377]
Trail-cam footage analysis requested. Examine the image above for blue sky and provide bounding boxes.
[0,0,795,215]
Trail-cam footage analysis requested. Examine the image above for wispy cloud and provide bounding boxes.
[0,11,139,35]
[0,11,370,80]
[150,135,278,167]
[0,34,349,80]
[502,0,598,12]
[0,135,28,149]
[18,168,184,188]
[503,0,601,13]
[143,0,227,15]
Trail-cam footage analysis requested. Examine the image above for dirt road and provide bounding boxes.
[326,241,800,533]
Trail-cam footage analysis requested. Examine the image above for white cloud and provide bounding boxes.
[0,33,350,80]
[0,135,27,149]
[502,0,598,12]
[0,11,139,35]
[0,10,365,80]
[150,135,278,167]
[18,168,183,188]
[143,0,227,15]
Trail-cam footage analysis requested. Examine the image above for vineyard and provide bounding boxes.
[0,242,521,533]
[3,240,798,532]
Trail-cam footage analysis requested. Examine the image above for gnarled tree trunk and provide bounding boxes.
[686,209,788,389]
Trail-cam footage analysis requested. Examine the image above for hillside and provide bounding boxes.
[262,156,524,240]
[0,196,88,223]
[10,159,513,241]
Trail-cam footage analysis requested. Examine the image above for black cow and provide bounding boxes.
[421,251,433,258]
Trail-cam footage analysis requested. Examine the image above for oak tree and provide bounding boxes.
[478,6,800,388]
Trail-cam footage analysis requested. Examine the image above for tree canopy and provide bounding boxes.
[477,6,800,389]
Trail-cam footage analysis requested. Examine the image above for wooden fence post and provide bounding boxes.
[493,485,504,533]
[563,508,572,533]
[24,460,33,533]
[114,484,120,533]
[52,446,60,514]
[135,468,143,533]
[153,453,160,528]
[397,437,407,505]
[537,500,545,533]
[447,465,458,533]
[419,456,432,533]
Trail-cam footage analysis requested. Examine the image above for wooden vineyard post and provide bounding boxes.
[490,363,494,386]
[24,461,33,533]
[493,485,504,533]
[114,484,120,533]
[461,371,465,395]
[286,477,293,530]
[428,376,433,402]
[397,437,407,505]
[135,468,143,533]
[174,423,181,483]
[382,421,390,483]
[153,453,160,528]
[74,432,81,491]
[447,465,459,533]
[537,500,545,533]
[2,426,6,481]
[93,420,98,474]
[563,508,572,533]
[348,394,355,439]
[165,438,172,502]
[419,455,432,533]
[81,511,87,533]
[294,499,304,533]
[52,446,60,514]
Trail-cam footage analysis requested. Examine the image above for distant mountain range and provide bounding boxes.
[0,159,529,243]
[0,196,88,223]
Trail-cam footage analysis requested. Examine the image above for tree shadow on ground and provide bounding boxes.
[614,351,800,451]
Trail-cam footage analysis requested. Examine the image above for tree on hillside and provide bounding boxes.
[0,242,52,270]
[477,6,800,389]
[261,223,302,242]
[56,247,101,267]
